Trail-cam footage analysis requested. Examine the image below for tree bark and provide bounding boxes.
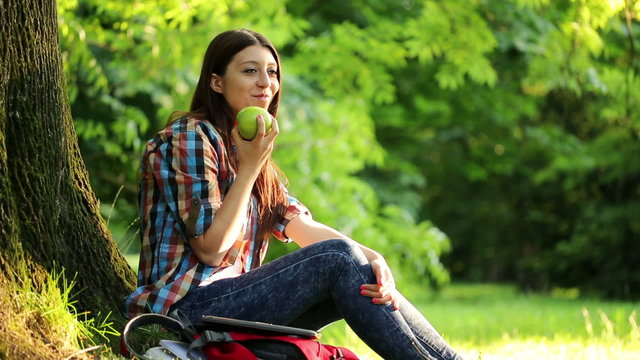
[0,0,136,320]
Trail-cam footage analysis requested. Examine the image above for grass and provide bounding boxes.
[3,266,638,359]
[319,283,640,359]
[0,269,121,359]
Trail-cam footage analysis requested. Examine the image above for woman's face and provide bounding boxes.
[210,45,280,116]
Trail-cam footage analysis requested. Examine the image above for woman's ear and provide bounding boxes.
[210,73,223,93]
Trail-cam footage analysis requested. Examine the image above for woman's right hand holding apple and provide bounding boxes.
[231,114,279,180]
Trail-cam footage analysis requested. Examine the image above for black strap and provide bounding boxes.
[187,329,234,355]
[168,309,199,341]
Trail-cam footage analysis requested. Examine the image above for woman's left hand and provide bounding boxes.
[360,257,400,311]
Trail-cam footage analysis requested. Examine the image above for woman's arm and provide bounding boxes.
[285,213,400,309]
[188,169,256,266]
[286,213,380,260]
[190,116,278,266]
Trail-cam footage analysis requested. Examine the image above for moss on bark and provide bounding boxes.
[0,1,136,357]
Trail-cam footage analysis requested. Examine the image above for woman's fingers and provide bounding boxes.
[256,114,266,136]
[360,285,393,300]
[256,114,279,139]
[360,284,392,296]
[360,284,400,310]
[361,257,399,309]
[267,115,279,139]
[359,284,380,297]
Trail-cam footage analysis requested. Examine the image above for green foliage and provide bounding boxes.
[405,1,498,89]
[59,0,640,298]
[367,0,640,298]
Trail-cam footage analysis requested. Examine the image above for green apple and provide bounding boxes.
[236,106,272,140]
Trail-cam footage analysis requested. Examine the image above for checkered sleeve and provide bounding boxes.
[273,195,311,243]
[150,124,222,241]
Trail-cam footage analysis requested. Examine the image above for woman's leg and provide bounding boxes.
[286,298,342,331]
[170,239,461,360]
[288,292,461,360]
[395,292,462,360]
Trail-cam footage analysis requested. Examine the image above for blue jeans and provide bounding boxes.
[170,239,463,360]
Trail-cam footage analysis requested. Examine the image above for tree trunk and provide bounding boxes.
[0,0,136,323]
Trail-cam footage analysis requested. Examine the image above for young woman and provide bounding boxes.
[125,28,462,360]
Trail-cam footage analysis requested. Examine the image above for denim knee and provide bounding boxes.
[314,238,369,267]
[315,239,369,267]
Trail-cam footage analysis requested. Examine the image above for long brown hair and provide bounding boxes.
[176,29,288,253]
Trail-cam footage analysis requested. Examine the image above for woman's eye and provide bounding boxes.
[243,68,277,76]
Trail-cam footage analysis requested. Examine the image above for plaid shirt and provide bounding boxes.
[125,117,310,318]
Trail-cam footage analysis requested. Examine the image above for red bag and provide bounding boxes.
[199,331,358,359]
[121,311,360,360]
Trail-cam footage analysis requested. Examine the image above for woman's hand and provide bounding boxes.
[359,257,401,311]
[231,114,279,178]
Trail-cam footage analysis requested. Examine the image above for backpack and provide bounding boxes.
[121,310,360,360]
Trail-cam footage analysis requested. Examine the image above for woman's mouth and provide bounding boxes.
[253,94,270,101]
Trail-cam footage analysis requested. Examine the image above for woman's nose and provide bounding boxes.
[256,71,270,88]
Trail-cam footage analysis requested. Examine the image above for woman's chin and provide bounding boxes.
[250,99,271,108]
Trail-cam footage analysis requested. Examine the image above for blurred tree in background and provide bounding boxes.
[58,0,640,299]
